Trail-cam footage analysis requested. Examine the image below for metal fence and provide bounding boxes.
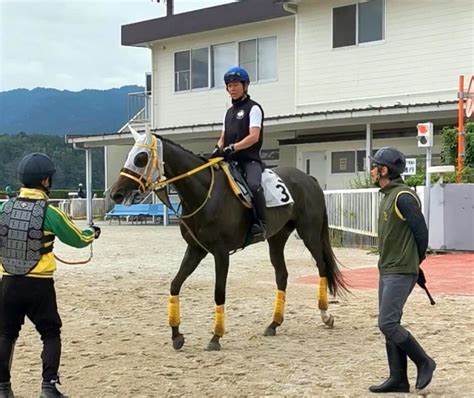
[324,188,382,237]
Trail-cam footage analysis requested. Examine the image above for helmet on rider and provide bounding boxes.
[17,153,56,188]
[370,147,406,178]
[224,66,250,86]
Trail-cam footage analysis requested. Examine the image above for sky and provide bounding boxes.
[0,0,235,92]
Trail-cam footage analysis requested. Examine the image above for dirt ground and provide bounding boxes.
[6,223,474,397]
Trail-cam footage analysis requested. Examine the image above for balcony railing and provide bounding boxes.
[128,91,151,122]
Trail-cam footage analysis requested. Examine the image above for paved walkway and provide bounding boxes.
[296,253,474,296]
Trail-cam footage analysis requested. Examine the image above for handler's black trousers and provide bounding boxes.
[0,276,62,383]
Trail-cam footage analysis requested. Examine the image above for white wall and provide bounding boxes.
[296,0,473,111]
[151,17,295,129]
[295,135,443,189]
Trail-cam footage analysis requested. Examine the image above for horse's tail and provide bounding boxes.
[321,209,349,297]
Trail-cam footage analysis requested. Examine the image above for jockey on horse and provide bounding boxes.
[209,66,267,242]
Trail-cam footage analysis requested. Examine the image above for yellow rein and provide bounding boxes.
[150,157,222,191]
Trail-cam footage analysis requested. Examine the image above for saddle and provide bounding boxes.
[219,162,294,209]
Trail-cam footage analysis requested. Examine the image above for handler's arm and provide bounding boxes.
[45,206,95,248]
[396,193,428,262]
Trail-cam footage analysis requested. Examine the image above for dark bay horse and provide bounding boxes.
[111,127,347,351]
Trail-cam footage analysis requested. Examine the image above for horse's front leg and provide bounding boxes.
[206,250,230,351]
[169,245,207,350]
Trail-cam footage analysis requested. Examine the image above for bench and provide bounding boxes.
[105,203,180,225]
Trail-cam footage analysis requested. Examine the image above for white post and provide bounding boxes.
[85,148,93,225]
[365,123,373,172]
[163,189,169,226]
[424,147,432,228]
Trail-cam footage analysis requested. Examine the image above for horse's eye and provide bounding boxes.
[134,152,149,168]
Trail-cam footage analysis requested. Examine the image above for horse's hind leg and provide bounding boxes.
[296,223,334,328]
[264,225,293,337]
[169,245,207,350]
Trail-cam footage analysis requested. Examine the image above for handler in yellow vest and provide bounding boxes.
[0,153,101,398]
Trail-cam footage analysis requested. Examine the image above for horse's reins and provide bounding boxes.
[54,245,93,265]
[120,136,222,253]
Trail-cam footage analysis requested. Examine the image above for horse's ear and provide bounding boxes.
[145,125,152,145]
[129,125,141,142]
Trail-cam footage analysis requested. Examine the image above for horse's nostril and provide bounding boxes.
[111,193,123,203]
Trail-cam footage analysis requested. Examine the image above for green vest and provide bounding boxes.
[378,179,420,275]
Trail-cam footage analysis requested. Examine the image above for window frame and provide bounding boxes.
[173,35,278,93]
[238,35,278,83]
[331,151,356,174]
[331,0,385,50]
[211,42,238,89]
[173,47,211,93]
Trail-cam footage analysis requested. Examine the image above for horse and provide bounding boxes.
[110,126,347,351]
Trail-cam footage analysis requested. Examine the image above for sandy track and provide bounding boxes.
[7,223,473,397]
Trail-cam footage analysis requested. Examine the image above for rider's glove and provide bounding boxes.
[208,145,222,160]
[223,144,236,159]
[90,225,101,239]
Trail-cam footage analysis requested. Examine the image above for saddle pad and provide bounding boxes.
[262,169,294,208]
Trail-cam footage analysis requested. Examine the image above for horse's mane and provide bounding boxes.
[155,134,208,162]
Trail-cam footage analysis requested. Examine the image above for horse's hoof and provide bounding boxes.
[205,341,221,351]
[324,314,334,328]
[172,333,185,350]
[263,326,276,336]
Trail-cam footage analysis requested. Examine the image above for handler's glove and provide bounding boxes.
[208,145,222,160]
[223,144,236,159]
[90,225,101,239]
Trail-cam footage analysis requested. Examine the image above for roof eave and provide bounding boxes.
[121,0,292,47]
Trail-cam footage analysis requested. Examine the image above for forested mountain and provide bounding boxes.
[0,133,104,191]
[0,86,143,135]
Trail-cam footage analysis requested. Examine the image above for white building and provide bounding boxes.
[67,0,473,191]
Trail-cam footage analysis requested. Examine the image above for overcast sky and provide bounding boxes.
[0,0,235,92]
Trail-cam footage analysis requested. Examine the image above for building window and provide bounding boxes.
[239,36,277,82]
[191,48,209,89]
[212,43,236,88]
[332,151,355,173]
[175,51,190,92]
[333,0,384,48]
[357,150,366,172]
[174,47,209,92]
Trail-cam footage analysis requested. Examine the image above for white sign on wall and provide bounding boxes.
[403,158,417,175]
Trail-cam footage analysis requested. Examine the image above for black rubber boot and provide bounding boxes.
[39,381,66,398]
[369,340,410,393]
[0,382,14,398]
[251,188,267,242]
[398,333,436,390]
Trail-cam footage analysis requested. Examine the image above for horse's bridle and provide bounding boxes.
[119,135,164,193]
[119,135,222,219]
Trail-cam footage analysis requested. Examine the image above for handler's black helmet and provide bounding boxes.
[17,153,56,187]
[370,147,406,177]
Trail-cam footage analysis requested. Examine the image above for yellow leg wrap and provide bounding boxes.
[214,305,225,337]
[168,295,180,327]
[318,277,329,311]
[273,290,286,325]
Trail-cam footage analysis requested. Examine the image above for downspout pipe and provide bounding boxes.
[280,1,298,112]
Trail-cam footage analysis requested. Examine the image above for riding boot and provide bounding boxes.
[369,340,410,393]
[250,188,267,241]
[39,381,67,398]
[398,333,436,390]
[0,382,14,398]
